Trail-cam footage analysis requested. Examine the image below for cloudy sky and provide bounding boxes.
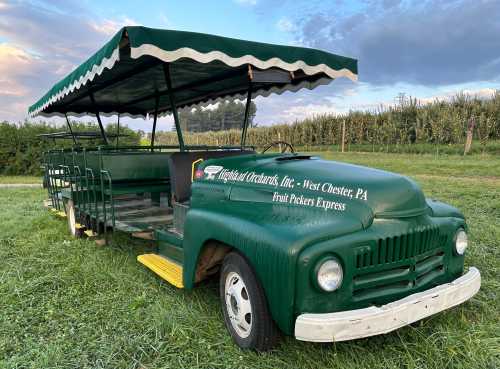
[1,0,499,131]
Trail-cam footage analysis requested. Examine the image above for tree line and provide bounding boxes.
[178,100,257,133]
[1,92,499,175]
[0,121,140,175]
[156,92,500,152]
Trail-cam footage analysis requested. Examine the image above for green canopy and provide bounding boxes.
[28,26,357,118]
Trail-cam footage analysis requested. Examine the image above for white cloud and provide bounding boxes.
[275,103,338,122]
[0,44,37,97]
[234,0,258,6]
[0,42,56,121]
[159,13,172,27]
[276,17,295,32]
[89,16,141,36]
[418,88,498,104]
[0,0,143,122]
[335,88,499,114]
[254,85,500,126]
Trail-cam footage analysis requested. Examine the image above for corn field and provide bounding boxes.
[156,92,500,151]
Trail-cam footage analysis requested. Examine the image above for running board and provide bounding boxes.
[137,254,184,288]
[49,208,66,218]
[84,229,98,238]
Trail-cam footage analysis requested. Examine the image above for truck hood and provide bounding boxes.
[200,154,428,228]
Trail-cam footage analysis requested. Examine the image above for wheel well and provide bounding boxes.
[194,240,232,283]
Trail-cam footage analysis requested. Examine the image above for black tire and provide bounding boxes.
[219,251,280,350]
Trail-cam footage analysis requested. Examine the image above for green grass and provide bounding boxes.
[0,175,41,184]
[1,152,499,369]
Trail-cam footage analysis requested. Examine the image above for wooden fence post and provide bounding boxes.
[464,116,475,155]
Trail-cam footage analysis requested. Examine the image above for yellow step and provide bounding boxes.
[137,253,184,288]
[49,208,66,218]
[84,229,98,238]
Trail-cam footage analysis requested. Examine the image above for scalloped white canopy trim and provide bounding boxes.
[30,43,357,118]
[158,77,333,117]
[40,78,332,119]
[131,44,358,82]
[29,47,121,117]
[36,111,145,119]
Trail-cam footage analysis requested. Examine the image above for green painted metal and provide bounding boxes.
[173,153,468,334]
[28,26,357,117]
[43,146,470,337]
[163,63,185,151]
[80,150,171,182]
[43,146,174,235]
[34,25,471,341]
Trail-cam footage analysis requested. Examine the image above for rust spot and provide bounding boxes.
[195,242,231,282]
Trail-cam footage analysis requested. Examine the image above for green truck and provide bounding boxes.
[31,27,480,350]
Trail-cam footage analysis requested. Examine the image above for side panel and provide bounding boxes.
[182,207,299,334]
[101,152,171,181]
[182,182,364,334]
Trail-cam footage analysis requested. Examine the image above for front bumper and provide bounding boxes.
[295,267,481,342]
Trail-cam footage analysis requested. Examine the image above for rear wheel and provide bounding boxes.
[66,200,82,238]
[219,252,279,350]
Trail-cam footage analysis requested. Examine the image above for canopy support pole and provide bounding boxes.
[116,114,120,147]
[163,63,185,152]
[241,66,253,147]
[64,113,77,146]
[151,94,159,151]
[88,91,109,145]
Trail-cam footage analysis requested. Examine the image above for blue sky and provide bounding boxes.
[1,0,499,131]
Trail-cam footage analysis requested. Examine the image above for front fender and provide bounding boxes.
[182,204,364,334]
[427,198,465,219]
[183,207,301,333]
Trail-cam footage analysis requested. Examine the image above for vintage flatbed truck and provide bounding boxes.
[29,26,481,350]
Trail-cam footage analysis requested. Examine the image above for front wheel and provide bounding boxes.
[66,200,82,238]
[219,252,279,350]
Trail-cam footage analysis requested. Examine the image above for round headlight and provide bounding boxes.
[317,259,343,292]
[455,229,468,255]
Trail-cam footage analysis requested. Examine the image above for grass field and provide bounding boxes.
[0,176,41,184]
[0,152,499,369]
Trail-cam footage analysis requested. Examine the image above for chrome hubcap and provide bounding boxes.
[225,271,252,338]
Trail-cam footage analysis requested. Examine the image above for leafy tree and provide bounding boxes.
[179,99,257,132]
[0,120,140,175]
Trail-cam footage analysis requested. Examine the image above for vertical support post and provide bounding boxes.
[64,113,77,146]
[341,120,346,153]
[240,84,252,147]
[88,90,109,145]
[116,113,120,147]
[162,63,185,151]
[240,67,253,147]
[150,94,160,151]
